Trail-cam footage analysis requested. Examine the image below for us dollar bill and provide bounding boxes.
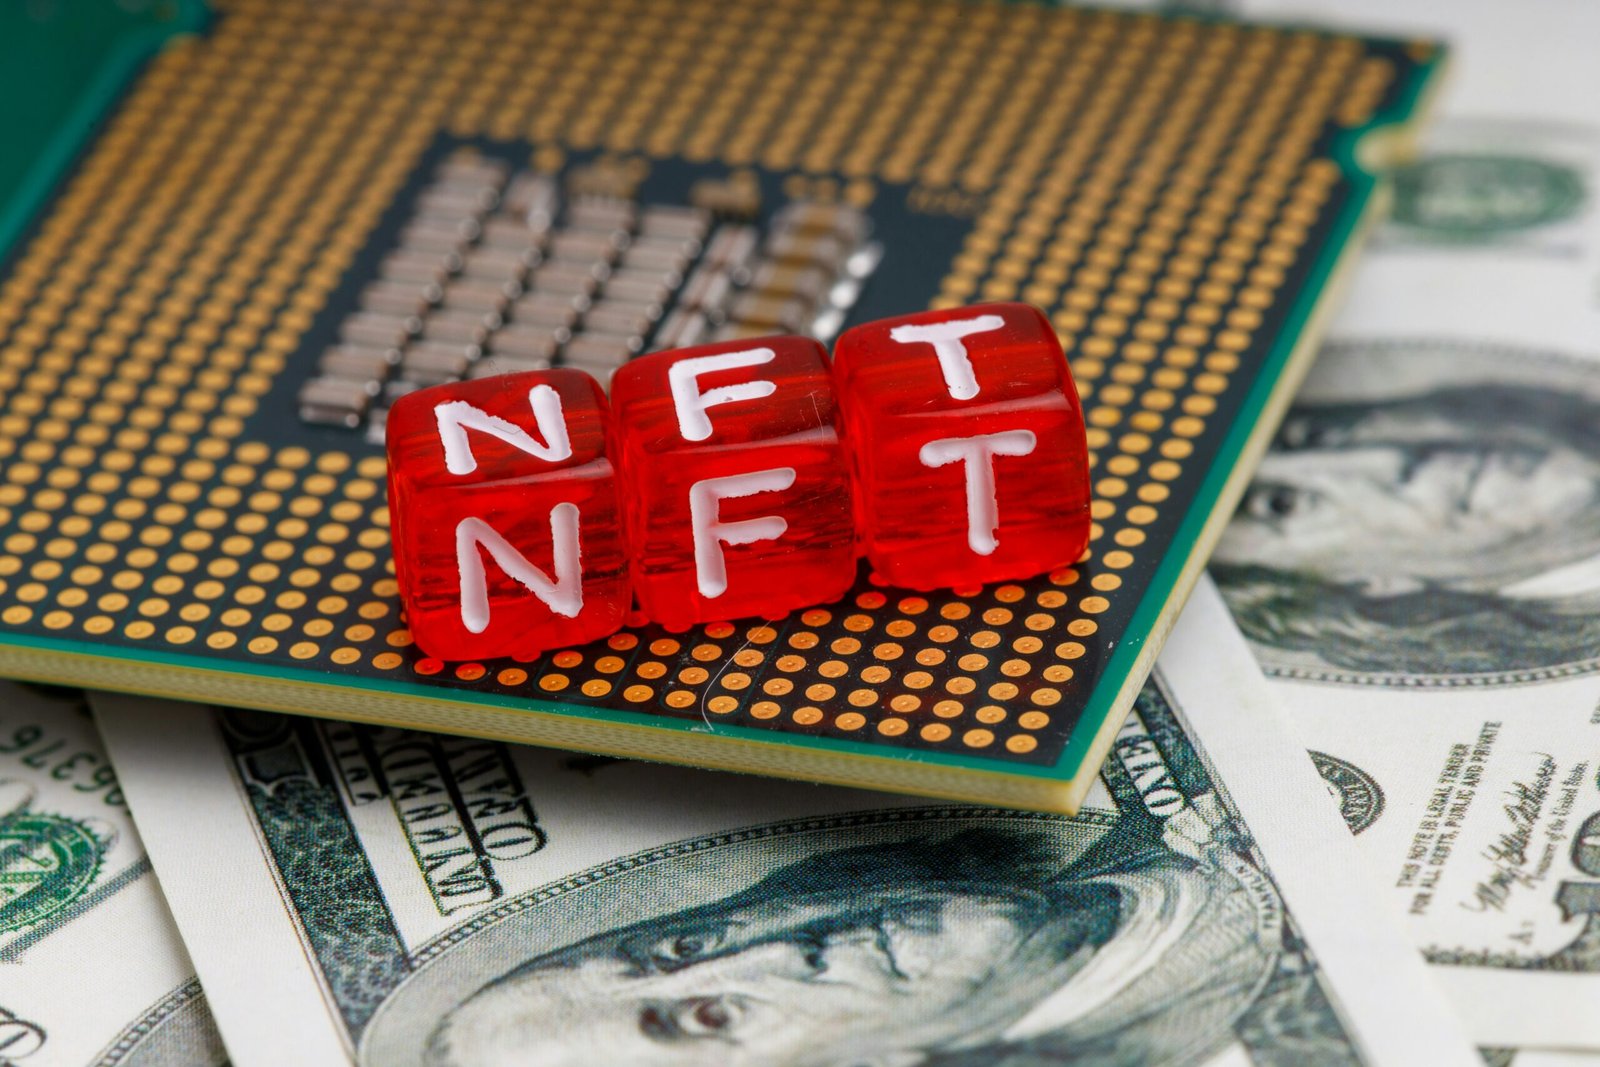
[1213,211,1600,1049]
[0,681,224,1067]
[90,583,1477,1067]
[1212,0,1600,1050]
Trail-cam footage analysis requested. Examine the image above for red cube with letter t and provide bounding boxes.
[611,336,856,629]
[385,368,630,660]
[832,302,1091,590]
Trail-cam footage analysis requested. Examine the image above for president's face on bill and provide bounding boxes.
[427,882,1118,1067]
[1216,398,1600,592]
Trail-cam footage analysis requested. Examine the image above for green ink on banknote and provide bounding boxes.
[203,682,1372,1065]
[1391,154,1585,238]
[0,810,105,934]
[1218,340,1600,686]
[1311,752,1387,835]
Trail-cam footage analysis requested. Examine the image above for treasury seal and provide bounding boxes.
[1391,153,1585,239]
[0,810,105,934]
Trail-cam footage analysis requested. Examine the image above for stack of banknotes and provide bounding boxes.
[4,1,1597,1063]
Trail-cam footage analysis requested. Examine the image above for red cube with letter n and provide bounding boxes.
[385,368,630,661]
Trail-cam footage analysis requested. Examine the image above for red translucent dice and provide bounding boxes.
[385,368,630,660]
[385,303,1092,661]
[831,302,1091,590]
[611,336,855,629]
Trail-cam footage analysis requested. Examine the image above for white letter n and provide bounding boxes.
[435,385,573,476]
[455,508,583,633]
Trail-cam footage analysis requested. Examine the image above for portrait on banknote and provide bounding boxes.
[356,688,1365,1067]
[406,820,1271,1066]
[92,592,1484,1063]
[1214,340,1600,685]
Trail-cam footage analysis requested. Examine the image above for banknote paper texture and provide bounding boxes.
[1215,0,1600,1050]
[0,681,223,1067]
[93,583,1477,1067]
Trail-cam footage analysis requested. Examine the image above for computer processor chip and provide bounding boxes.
[0,0,1445,812]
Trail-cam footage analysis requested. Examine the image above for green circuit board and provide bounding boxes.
[0,0,1444,812]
